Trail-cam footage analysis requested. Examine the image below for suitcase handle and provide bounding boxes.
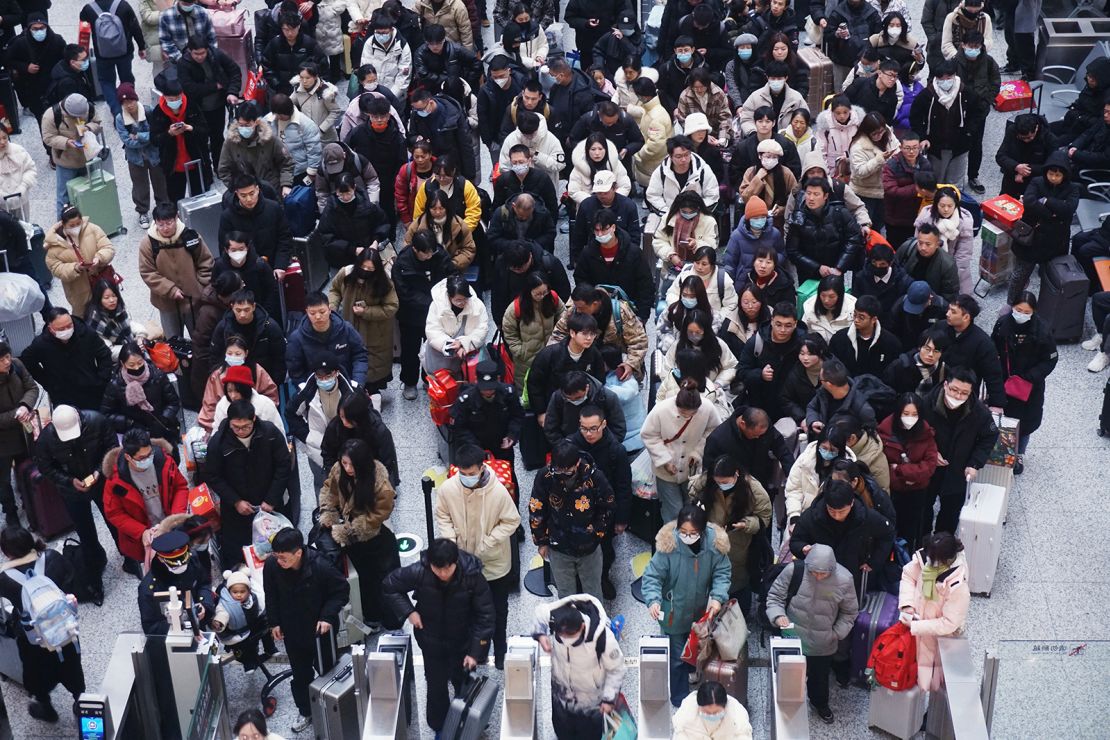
[183,159,210,196]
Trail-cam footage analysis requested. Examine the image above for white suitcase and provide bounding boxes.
[977,464,1013,523]
[957,483,1006,595]
[868,684,927,739]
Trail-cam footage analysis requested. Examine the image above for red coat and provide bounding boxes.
[394,162,427,225]
[877,416,939,493]
[102,443,190,562]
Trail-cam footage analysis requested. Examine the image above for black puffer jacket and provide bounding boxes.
[487,198,557,256]
[995,114,1058,198]
[1013,152,1080,264]
[703,405,797,493]
[786,201,863,282]
[139,556,215,636]
[943,322,1005,408]
[824,0,881,67]
[319,410,399,485]
[261,31,327,94]
[412,40,482,92]
[264,548,349,649]
[779,361,819,423]
[789,495,895,577]
[736,325,807,417]
[547,68,609,144]
[1060,57,1110,141]
[909,80,979,156]
[217,194,294,270]
[177,48,243,112]
[990,313,1058,436]
[573,231,655,322]
[100,365,181,438]
[209,306,288,385]
[212,243,282,321]
[21,319,112,411]
[407,95,477,181]
[543,376,627,445]
[392,245,455,328]
[382,550,495,660]
[311,191,392,269]
[525,341,607,414]
[922,385,998,496]
[529,453,615,556]
[205,418,291,510]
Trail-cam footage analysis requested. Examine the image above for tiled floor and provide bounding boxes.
[1,0,1109,737]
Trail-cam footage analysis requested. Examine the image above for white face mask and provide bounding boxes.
[165,561,189,575]
[943,392,966,410]
[228,250,248,266]
[64,226,81,239]
[53,328,74,341]
[678,532,701,545]
[1011,310,1032,324]
[888,25,902,39]
[494,76,511,89]
[761,156,779,169]
[901,415,918,428]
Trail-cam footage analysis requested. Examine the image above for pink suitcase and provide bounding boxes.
[217,30,254,80]
[210,6,247,37]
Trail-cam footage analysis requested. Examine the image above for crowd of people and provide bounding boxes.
[0,0,1102,735]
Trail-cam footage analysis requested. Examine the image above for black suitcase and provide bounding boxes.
[1037,254,1089,342]
[628,496,663,546]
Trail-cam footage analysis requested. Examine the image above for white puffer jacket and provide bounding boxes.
[314,0,345,55]
[802,291,857,343]
[359,31,413,100]
[498,114,566,190]
[531,595,625,711]
[641,396,723,483]
[567,138,631,204]
[644,152,719,231]
[0,141,37,219]
[422,278,490,356]
[784,440,858,521]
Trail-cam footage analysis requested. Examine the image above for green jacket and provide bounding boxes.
[642,521,732,636]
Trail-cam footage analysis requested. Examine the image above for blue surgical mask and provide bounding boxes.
[78,59,90,71]
[179,1,194,11]
[964,48,981,59]
[167,98,183,111]
[317,376,337,391]
[374,32,392,45]
[860,64,876,74]
[768,79,785,93]
[458,472,482,488]
[676,52,693,64]
[225,354,245,367]
[1011,309,1031,324]
[749,216,767,230]
[738,48,753,60]
[237,125,254,138]
[681,296,698,309]
[31,29,47,42]
[718,479,735,491]
[699,711,724,723]
[416,108,431,117]
[132,456,154,471]
[819,447,838,461]
[679,210,697,221]
[937,78,955,92]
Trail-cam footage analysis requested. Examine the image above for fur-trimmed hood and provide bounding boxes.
[654,520,730,555]
[101,438,174,478]
[224,118,277,146]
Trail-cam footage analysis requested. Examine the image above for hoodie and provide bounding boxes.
[764,543,858,656]
[434,466,521,581]
[1014,151,1080,264]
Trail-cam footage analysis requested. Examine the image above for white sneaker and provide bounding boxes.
[1088,352,1110,373]
[292,715,312,733]
[1082,334,1104,351]
[369,392,382,412]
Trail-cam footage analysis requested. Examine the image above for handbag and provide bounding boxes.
[145,339,179,373]
[711,598,749,661]
[244,68,268,105]
[1010,219,1034,247]
[1003,355,1033,402]
[71,242,123,289]
[601,694,637,740]
[681,610,714,667]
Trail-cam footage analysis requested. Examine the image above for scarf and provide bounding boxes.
[122,363,154,412]
[934,210,961,245]
[158,94,191,173]
[933,77,961,109]
[921,561,944,600]
[671,213,698,261]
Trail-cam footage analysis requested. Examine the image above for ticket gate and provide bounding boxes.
[770,636,809,740]
[637,636,671,739]
[927,638,991,740]
[359,632,415,739]
[500,636,540,739]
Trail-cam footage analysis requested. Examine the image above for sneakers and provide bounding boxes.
[138,213,151,228]
[1082,334,1104,351]
[601,574,617,600]
[968,178,985,194]
[369,392,382,412]
[28,700,58,723]
[1014,454,1024,475]
[121,558,144,578]
[402,385,417,400]
[292,714,312,733]
[1088,352,1110,373]
[815,705,834,724]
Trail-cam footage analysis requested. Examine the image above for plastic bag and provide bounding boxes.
[0,273,44,321]
[252,509,293,555]
[631,450,656,500]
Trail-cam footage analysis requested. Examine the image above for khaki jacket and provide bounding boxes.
[41,108,103,171]
[318,460,396,547]
[137,220,214,313]
[44,217,115,316]
[434,467,521,581]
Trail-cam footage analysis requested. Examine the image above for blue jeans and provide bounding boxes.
[95,55,136,118]
[56,165,84,218]
[667,632,691,707]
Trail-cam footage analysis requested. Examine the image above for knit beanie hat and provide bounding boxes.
[744,195,768,219]
[62,94,89,119]
[222,569,251,590]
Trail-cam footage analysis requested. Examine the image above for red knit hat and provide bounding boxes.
[744,195,768,219]
[221,365,255,387]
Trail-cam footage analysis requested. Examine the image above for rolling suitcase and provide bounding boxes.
[179,160,222,258]
[1037,254,1089,342]
[956,482,1006,595]
[284,184,317,237]
[216,30,254,80]
[868,684,927,739]
[441,673,499,740]
[15,459,74,540]
[65,159,124,237]
[797,47,834,114]
[308,653,360,739]
[702,645,749,706]
[850,572,899,682]
[1101,376,1110,437]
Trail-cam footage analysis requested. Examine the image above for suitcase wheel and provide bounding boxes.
[262,695,277,716]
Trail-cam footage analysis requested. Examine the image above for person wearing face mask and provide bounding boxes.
[908,60,979,190]
[739,62,809,137]
[345,98,406,221]
[210,287,289,391]
[148,77,213,204]
[785,423,855,521]
[359,11,413,100]
[138,201,213,336]
[723,196,788,283]
[878,392,938,548]
[43,205,116,317]
[939,0,992,61]
[115,83,171,230]
[204,400,292,567]
[421,273,490,376]
[897,532,970,690]
[592,14,644,79]
[741,139,798,231]
[990,292,1057,474]
[313,174,393,269]
[263,93,322,188]
[479,55,524,164]
[211,233,281,320]
[544,367,628,449]
[103,428,190,578]
[952,31,998,195]
[921,367,998,535]
[573,209,655,323]
[5,14,66,135]
[101,343,183,447]
[673,680,754,739]
[725,34,766,111]
[286,356,355,490]
[138,529,216,634]
[642,503,731,706]
[218,101,295,197]
[44,44,96,109]
[866,10,921,68]
[327,248,398,399]
[825,0,882,89]
[497,110,566,191]
[654,191,719,275]
[492,143,558,216]
[211,364,284,435]
[450,360,525,471]
[22,307,112,411]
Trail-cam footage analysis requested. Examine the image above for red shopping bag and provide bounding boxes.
[244,68,268,105]
[681,610,714,667]
[994,80,1033,112]
[449,452,518,502]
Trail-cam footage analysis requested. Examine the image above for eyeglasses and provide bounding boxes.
[771,321,796,331]
[945,385,972,399]
[878,71,898,80]
[579,425,603,434]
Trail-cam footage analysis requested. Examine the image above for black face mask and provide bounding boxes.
[355,268,374,280]
[126,366,146,377]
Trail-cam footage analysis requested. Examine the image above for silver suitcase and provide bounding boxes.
[957,483,1006,595]
[441,674,499,740]
[179,160,223,260]
[868,684,926,739]
[308,652,360,740]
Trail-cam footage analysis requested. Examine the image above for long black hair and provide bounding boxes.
[665,274,711,330]
[583,132,613,173]
[516,271,558,324]
[675,309,723,373]
[698,456,756,526]
[337,438,380,514]
[345,246,392,300]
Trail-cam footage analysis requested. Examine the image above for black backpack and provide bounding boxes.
[60,538,104,606]
[852,373,898,424]
[757,558,805,637]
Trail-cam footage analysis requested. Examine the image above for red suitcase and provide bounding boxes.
[16,459,74,540]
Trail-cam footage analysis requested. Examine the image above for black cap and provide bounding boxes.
[314,355,339,373]
[152,530,190,556]
[476,360,500,391]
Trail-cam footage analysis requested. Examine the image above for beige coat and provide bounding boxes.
[0,141,37,218]
[785,441,858,521]
[404,214,476,270]
[737,83,808,137]
[434,466,521,581]
[415,0,474,48]
[501,298,565,391]
[291,78,343,142]
[327,266,399,383]
[899,551,970,691]
[44,217,115,316]
[689,473,772,593]
[851,431,891,494]
[672,690,753,739]
[633,96,673,187]
[318,460,396,547]
[848,133,899,199]
[41,109,102,171]
[137,220,214,313]
[801,291,857,343]
[641,397,722,484]
[653,212,720,265]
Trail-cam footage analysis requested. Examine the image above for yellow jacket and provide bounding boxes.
[412,178,483,232]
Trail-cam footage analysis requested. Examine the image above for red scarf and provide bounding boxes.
[159,95,191,174]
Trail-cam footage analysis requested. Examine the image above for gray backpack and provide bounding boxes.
[89,0,128,59]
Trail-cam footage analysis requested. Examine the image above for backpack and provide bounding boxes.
[60,537,104,605]
[596,284,629,340]
[866,621,917,691]
[852,373,897,423]
[757,558,806,636]
[6,556,79,654]
[88,0,128,59]
[149,228,203,262]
